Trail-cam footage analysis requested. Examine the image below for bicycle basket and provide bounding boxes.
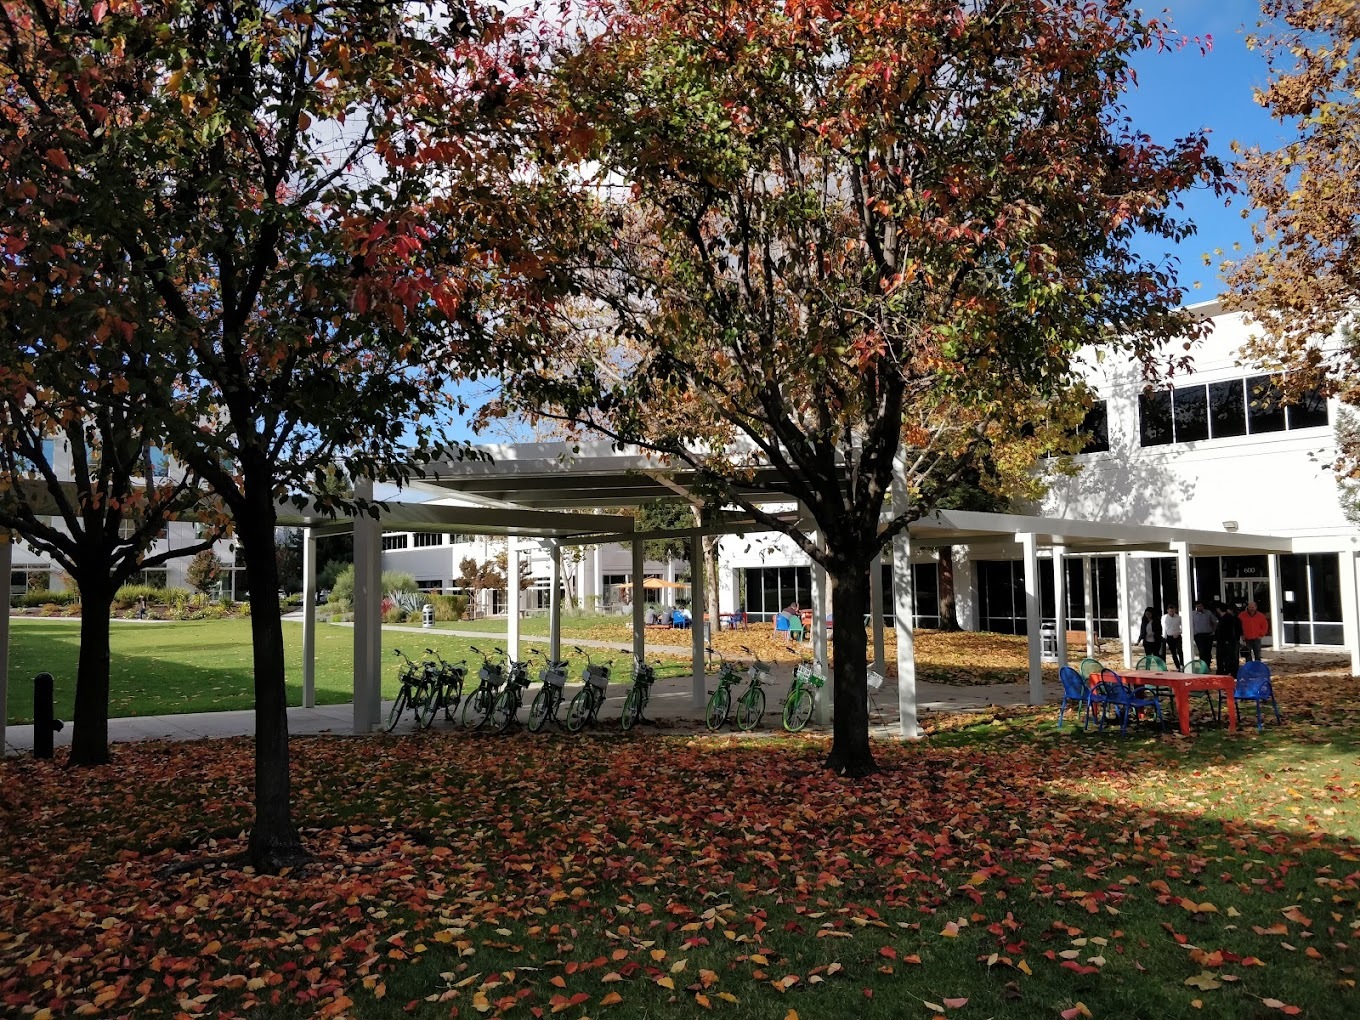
[748,666,770,683]
[584,665,610,689]
[541,666,566,688]
[479,665,503,685]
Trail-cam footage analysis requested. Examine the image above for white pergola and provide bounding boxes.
[6,441,1357,753]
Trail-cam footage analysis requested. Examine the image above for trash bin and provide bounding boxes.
[1040,622,1058,662]
[422,603,435,629]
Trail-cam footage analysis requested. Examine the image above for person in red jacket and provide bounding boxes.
[1240,601,1269,662]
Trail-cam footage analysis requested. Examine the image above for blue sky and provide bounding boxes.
[1125,0,1282,298]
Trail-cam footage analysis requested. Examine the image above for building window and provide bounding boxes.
[1171,386,1209,443]
[413,532,443,548]
[381,534,409,551]
[1077,400,1110,454]
[417,579,443,591]
[1138,390,1174,447]
[741,566,812,621]
[1246,374,1286,434]
[1208,380,1247,439]
[1287,386,1329,430]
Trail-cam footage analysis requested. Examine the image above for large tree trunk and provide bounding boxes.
[68,577,113,767]
[937,544,961,632]
[703,533,721,632]
[237,501,305,871]
[824,558,876,777]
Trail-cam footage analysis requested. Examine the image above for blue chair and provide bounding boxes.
[1092,668,1164,737]
[774,614,791,634]
[1057,666,1091,730]
[1221,660,1281,732]
[671,609,690,629]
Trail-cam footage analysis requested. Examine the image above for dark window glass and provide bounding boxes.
[1208,380,1246,438]
[1172,385,1209,443]
[1040,561,1055,619]
[1138,390,1174,446]
[1246,374,1286,434]
[1278,555,1309,619]
[1095,557,1117,620]
[1309,553,1342,622]
[1064,560,1086,619]
[979,561,1014,633]
[1193,557,1221,606]
[1079,400,1110,453]
[1312,623,1344,646]
[911,562,938,626]
[1286,387,1329,430]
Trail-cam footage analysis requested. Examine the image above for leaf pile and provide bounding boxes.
[2,728,1357,1018]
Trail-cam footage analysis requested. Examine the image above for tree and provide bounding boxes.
[519,0,1225,774]
[186,549,224,596]
[456,556,504,619]
[275,529,303,595]
[0,385,218,765]
[636,499,692,565]
[1225,0,1360,477]
[1,1,571,866]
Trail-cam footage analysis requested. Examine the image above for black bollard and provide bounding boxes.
[32,672,63,760]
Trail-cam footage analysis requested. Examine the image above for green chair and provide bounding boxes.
[1186,658,1218,721]
[1187,658,1210,674]
[1134,654,1167,671]
[1078,657,1104,680]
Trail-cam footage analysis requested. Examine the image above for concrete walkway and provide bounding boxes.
[3,671,1056,756]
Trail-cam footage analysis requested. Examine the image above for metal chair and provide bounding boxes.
[1057,665,1090,730]
[1221,660,1281,732]
[1092,668,1164,737]
[1078,657,1104,680]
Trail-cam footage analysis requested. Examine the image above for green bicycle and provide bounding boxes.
[490,653,533,733]
[620,655,659,731]
[704,648,744,730]
[566,647,611,732]
[783,646,827,731]
[460,646,505,729]
[528,651,570,733]
[424,647,467,727]
[388,648,438,731]
[735,645,772,731]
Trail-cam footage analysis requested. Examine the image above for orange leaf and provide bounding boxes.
[601,991,622,1007]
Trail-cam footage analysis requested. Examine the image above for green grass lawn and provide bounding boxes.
[2,716,1358,1019]
[3,618,668,725]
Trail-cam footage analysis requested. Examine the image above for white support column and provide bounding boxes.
[1174,541,1195,670]
[690,534,706,710]
[1339,549,1360,677]
[352,479,382,733]
[1267,553,1285,650]
[1052,545,1068,667]
[1082,556,1096,658]
[892,534,918,738]
[811,545,830,726]
[507,537,521,662]
[1117,552,1133,669]
[869,553,886,674]
[301,529,317,708]
[548,540,562,664]
[1020,533,1043,705]
[0,532,11,755]
[632,538,646,664]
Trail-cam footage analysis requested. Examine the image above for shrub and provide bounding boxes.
[330,564,355,609]
[383,606,406,624]
[382,570,418,593]
[16,589,78,608]
[186,550,224,595]
[113,584,169,609]
[428,593,465,622]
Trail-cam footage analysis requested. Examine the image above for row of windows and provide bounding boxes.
[381,532,481,550]
[1074,375,1329,454]
[1139,375,1327,447]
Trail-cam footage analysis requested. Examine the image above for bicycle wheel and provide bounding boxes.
[492,689,519,733]
[528,687,555,733]
[736,688,765,731]
[459,686,485,729]
[565,688,595,733]
[620,686,642,731]
[442,682,462,721]
[386,686,409,732]
[783,687,815,732]
[416,685,439,730]
[705,687,731,731]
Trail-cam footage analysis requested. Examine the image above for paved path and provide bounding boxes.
[3,672,1057,756]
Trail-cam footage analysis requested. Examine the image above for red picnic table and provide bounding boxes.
[1116,669,1239,736]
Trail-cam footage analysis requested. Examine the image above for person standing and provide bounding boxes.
[1161,605,1184,670]
[1240,601,1269,661]
[1213,602,1242,678]
[1191,600,1216,666]
[1137,606,1163,661]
